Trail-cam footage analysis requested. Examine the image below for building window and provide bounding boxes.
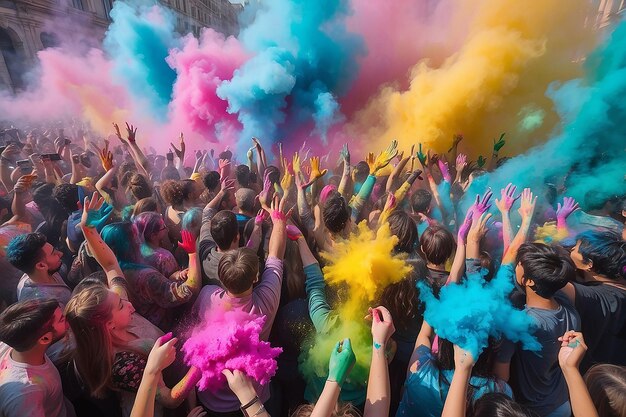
[72,0,85,11]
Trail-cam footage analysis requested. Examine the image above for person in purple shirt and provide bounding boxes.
[193,195,289,416]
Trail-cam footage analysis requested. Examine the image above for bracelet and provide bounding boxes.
[252,404,266,416]
[240,396,259,411]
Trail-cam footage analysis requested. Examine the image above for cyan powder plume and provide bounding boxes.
[104,0,178,116]
[418,265,540,359]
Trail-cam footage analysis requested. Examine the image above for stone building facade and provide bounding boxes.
[0,0,240,93]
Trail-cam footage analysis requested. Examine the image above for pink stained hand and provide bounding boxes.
[495,183,520,213]
[178,230,196,254]
[437,159,451,182]
[457,207,474,245]
[556,197,580,221]
[472,189,493,222]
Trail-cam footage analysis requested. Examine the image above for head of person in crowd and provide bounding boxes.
[235,164,251,188]
[378,255,427,333]
[387,210,419,254]
[210,210,239,252]
[437,337,501,392]
[570,230,626,280]
[161,164,180,181]
[411,189,433,217]
[420,224,456,268]
[471,393,536,417]
[52,183,79,215]
[126,173,152,203]
[6,232,63,277]
[118,161,137,188]
[160,179,185,210]
[515,243,576,299]
[235,188,257,217]
[0,298,67,354]
[584,364,626,417]
[265,165,281,185]
[352,160,369,186]
[182,178,203,207]
[101,222,142,269]
[133,212,167,250]
[203,171,221,194]
[292,403,361,417]
[182,207,202,239]
[65,283,135,398]
[323,192,351,239]
[132,197,159,217]
[218,247,259,296]
[219,149,233,161]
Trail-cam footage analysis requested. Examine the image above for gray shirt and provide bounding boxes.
[198,205,225,286]
[500,292,580,417]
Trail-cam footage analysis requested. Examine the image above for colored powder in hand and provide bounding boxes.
[300,223,412,384]
[418,265,540,359]
[182,310,282,392]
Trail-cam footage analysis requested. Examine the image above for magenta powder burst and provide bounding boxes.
[182,310,282,392]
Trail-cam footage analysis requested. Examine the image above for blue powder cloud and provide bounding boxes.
[104,0,179,116]
[217,0,364,150]
[418,265,540,359]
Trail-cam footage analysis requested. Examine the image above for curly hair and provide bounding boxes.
[160,180,185,208]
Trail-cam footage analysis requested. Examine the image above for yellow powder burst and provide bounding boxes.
[300,223,412,385]
[349,0,597,157]
[534,221,569,244]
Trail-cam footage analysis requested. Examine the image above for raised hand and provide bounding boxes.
[178,229,196,254]
[112,123,124,143]
[125,122,137,143]
[13,174,37,193]
[453,344,476,371]
[373,140,398,173]
[170,133,185,160]
[327,338,356,387]
[493,133,506,153]
[476,155,486,168]
[80,191,107,229]
[448,133,464,153]
[339,143,350,165]
[218,158,231,171]
[308,156,328,183]
[456,153,467,172]
[457,207,474,245]
[558,331,587,370]
[472,189,493,220]
[292,152,301,176]
[368,306,395,348]
[494,183,520,214]
[259,171,274,210]
[383,192,397,213]
[220,178,236,194]
[518,188,537,221]
[556,197,579,221]
[467,211,492,244]
[254,209,269,226]
[280,172,293,194]
[270,194,293,223]
[145,332,178,375]
[437,159,451,182]
[99,144,114,171]
[416,143,427,167]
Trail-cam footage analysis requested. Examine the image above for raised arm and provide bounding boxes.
[177,230,201,296]
[502,188,537,265]
[385,154,410,194]
[310,339,355,417]
[494,183,520,255]
[3,174,36,226]
[268,195,289,260]
[556,197,579,236]
[441,345,475,417]
[337,144,352,202]
[488,133,506,172]
[79,192,126,299]
[558,331,599,417]
[364,306,395,417]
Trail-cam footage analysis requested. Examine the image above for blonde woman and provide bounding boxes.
[66,193,200,417]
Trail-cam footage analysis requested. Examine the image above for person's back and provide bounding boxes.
[501,242,580,417]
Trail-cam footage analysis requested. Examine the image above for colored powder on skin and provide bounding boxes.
[418,265,541,359]
[104,0,179,116]
[300,223,412,384]
[349,0,596,158]
[182,310,282,392]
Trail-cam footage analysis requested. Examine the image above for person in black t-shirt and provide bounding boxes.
[560,229,626,373]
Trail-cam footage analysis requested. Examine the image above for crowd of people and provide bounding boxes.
[0,123,624,417]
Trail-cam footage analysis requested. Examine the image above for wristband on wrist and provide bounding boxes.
[240,396,259,413]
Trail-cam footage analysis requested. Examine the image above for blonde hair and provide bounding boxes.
[65,285,115,398]
[291,403,361,417]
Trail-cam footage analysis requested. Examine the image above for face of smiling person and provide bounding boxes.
[107,291,135,332]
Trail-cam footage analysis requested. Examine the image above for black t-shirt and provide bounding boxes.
[573,281,626,372]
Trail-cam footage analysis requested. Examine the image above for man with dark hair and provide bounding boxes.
[322,193,351,237]
[235,164,251,188]
[6,232,70,306]
[560,229,626,371]
[499,242,580,417]
[0,298,74,417]
[234,187,256,246]
[198,178,239,286]
[193,197,288,414]
[411,189,434,235]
